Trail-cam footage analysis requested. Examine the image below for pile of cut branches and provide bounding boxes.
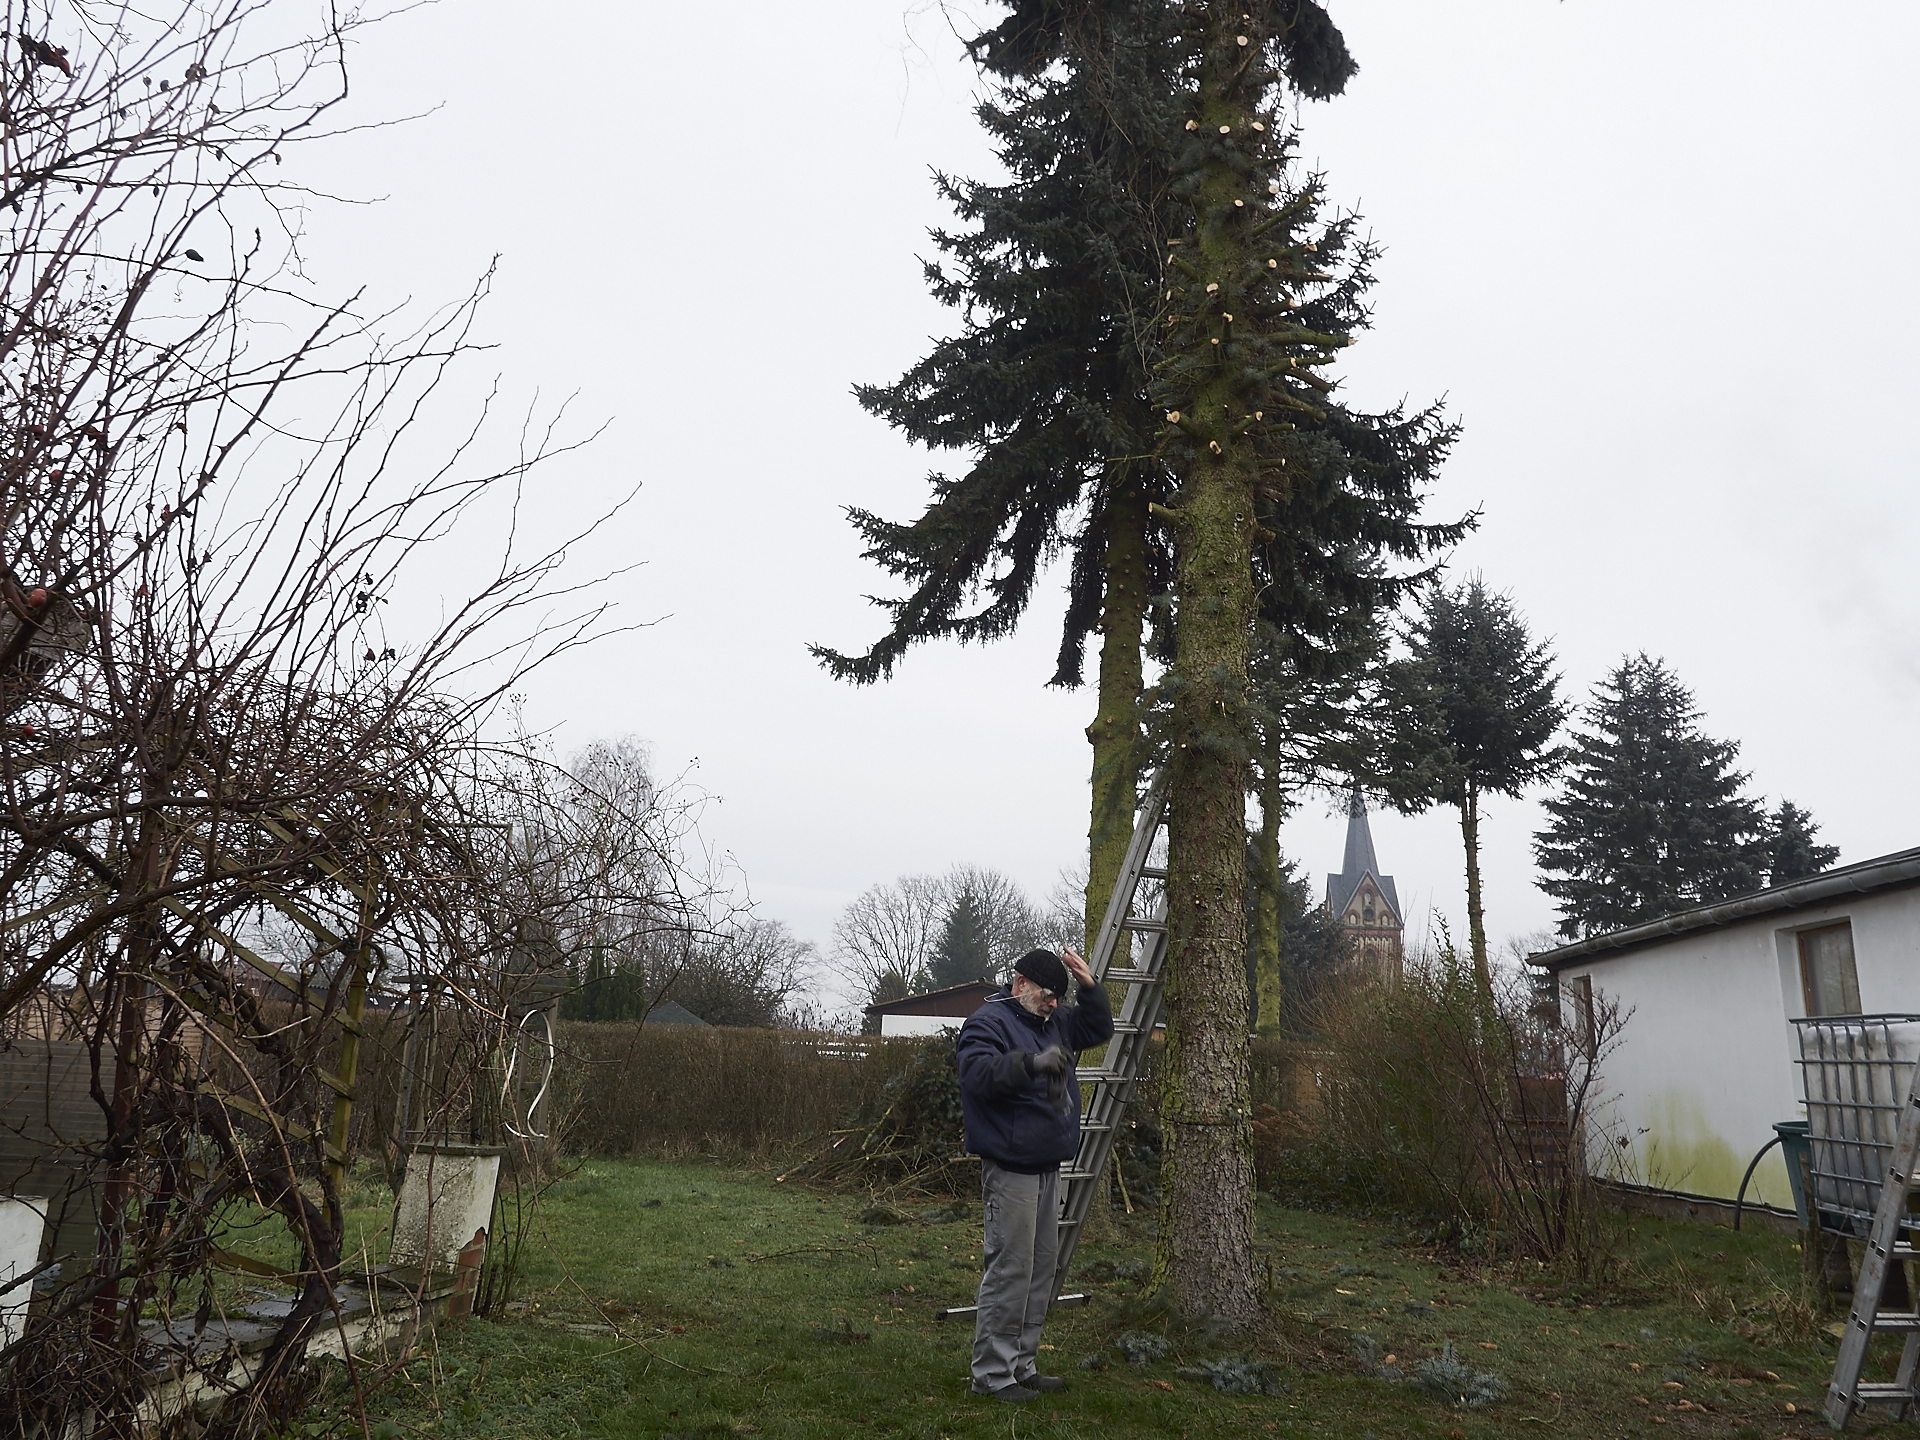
[778,1036,971,1196]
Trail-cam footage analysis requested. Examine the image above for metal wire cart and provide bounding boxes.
[1794,1014,1920,1235]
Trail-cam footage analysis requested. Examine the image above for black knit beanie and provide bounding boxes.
[1013,949,1071,995]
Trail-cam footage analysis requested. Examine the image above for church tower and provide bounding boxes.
[1325,786,1405,979]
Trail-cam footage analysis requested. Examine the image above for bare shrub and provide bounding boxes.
[1290,945,1627,1274]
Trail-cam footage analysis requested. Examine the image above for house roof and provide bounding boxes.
[1528,845,1920,972]
[864,978,999,1018]
[1326,787,1401,920]
[646,999,710,1027]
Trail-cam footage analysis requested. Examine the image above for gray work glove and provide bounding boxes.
[1029,1045,1073,1114]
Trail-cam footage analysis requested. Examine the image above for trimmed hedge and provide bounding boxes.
[320,1013,1328,1166]
[550,1023,921,1158]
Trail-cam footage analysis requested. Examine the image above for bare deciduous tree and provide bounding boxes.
[0,2,633,1431]
[828,864,1052,1025]
[829,872,948,1009]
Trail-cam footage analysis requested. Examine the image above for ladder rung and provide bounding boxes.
[1078,1120,1113,1134]
[1863,1312,1920,1332]
[1121,919,1167,934]
[1076,1068,1122,1084]
[1108,1022,1147,1036]
[1851,1383,1918,1401]
[1140,866,1166,879]
[1060,1169,1098,1183]
[1103,967,1159,983]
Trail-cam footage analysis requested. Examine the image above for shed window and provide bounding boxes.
[1799,923,1862,1017]
[1567,973,1596,1055]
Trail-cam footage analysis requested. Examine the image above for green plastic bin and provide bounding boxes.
[1773,1120,1811,1228]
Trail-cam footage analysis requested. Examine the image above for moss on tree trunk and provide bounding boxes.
[1085,478,1150,951]
[1151,6,1265,1316]
[1252,767,1283,1034]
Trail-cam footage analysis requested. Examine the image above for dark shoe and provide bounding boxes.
[1019,1374,1067,1393]
[972,1382,1040,1403]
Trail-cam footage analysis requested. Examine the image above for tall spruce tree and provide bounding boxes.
[811,1,1460,963]
[1377,578,1565,990]
[1534,655,1768,937]
[1764,800,1840,886]
[816,0,1464,1321]
[1144,0,1424,1323]
[930,887,994,988]
[813,0,1184,954]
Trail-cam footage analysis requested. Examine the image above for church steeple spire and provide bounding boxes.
[1325,783,1405,979]
[1340,783,1379,885]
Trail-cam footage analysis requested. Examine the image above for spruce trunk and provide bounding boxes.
[1153,8,1264,1325]
[1461,782,1490,992]
[1085,479,1150,950]
[1252,767,1283,1034]
[1158,460,1259,1323]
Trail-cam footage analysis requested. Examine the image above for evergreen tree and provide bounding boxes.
[562,943,646,1022]
[1534,655,1768,937]
[811,0,1460,960]
[816,0,1463,1323]
[1117,0,1474,1322]
[1377,578,1565,990]
[1764,800,1840,886]
[812,0,1184,955]
[930,887,995,988]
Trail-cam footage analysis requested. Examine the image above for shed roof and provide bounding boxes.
[646,999,710,1027]
[863,979,998,1018]
[1528,846,1920,972]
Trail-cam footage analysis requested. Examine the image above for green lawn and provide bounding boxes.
[291,1157,1905,1439]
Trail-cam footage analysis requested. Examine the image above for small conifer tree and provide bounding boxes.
[1535,655,1770,937]
[1764,800,1840,886]
[930,888,995,989]
[1377,578,1566,990]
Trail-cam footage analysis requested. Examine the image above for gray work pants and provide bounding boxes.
[971,1158,1059,1391]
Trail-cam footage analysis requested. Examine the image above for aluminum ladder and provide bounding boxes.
[1825,1054,1920,1427]
[937,771,1170,1320]
[1048,770,1170,1297]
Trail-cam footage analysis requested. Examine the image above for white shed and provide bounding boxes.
[1528,848,1920,1212]
[862,979,999,1039]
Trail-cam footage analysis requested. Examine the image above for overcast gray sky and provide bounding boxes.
[291,1,1920,999]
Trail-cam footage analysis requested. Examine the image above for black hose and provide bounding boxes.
[1733,1133,1785,1231]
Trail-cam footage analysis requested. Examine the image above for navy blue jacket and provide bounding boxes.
[957,982,1114,1172]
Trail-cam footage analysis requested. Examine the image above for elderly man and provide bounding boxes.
[955,945,1113,1402]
